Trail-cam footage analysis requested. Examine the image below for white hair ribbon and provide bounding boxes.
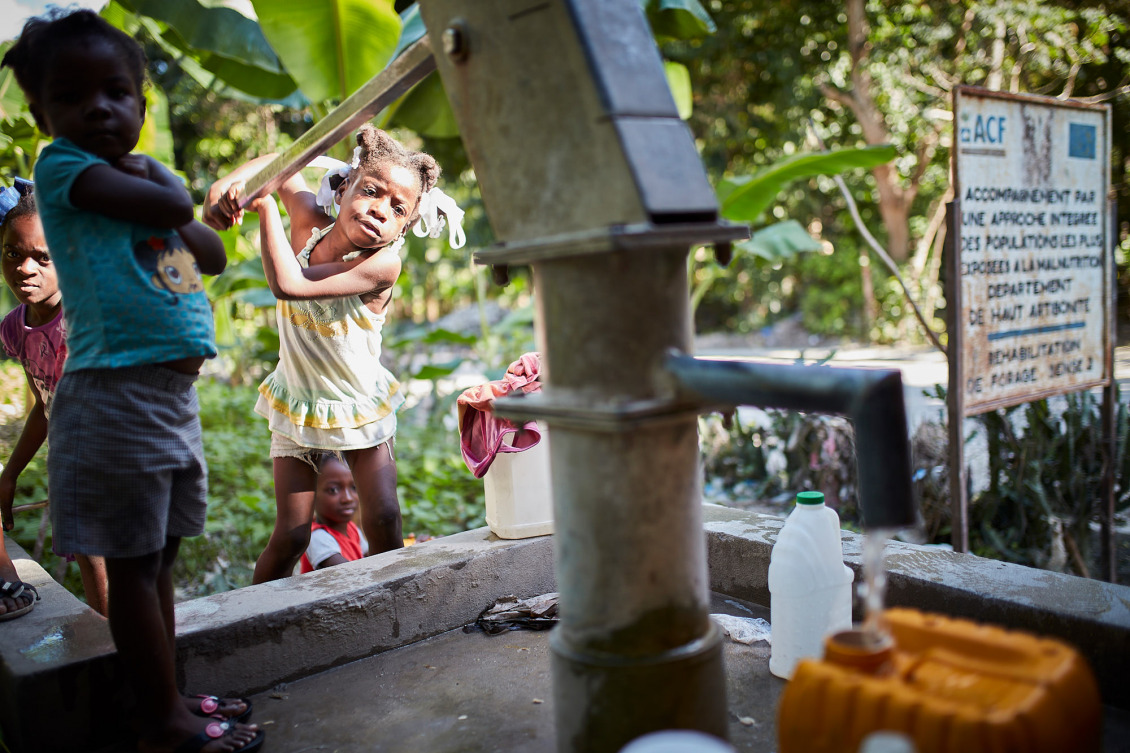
[310,151,465,250]
[310,147,362,215]
[413,186,466,249]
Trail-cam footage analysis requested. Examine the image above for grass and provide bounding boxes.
[0,362,487,602]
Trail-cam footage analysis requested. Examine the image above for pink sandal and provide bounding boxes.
[188,694,252,723]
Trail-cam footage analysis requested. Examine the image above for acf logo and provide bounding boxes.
[959,111,1007,144]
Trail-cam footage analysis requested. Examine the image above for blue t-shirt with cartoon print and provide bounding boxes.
[33,138,216,372]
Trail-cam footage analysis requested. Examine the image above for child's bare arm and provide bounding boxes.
[0,377,48,531]
[177,220,227,276]
[249,195,288,297]
[204,155,327,245]
[69,155,195,228]
[317,554,349,569]
[249,197,400,301]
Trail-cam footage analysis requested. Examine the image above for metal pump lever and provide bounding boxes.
[236,38,436,208]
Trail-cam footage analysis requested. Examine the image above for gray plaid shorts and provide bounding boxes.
[47,365,208,558]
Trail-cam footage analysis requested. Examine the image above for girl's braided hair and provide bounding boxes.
[0,193,37,237]
[329,125,440,223]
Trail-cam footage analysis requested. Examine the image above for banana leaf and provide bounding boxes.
[252,0,401,104]
[720,144,897,224]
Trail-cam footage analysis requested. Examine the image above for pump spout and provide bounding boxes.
[665,353,916,530]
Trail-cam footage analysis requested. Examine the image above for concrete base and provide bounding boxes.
[551,622,728,753]
[1,506,1129,752]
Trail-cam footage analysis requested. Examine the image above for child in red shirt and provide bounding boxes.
[300,455,369,573]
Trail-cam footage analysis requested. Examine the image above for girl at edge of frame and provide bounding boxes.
[204,125,463,584]
[0,184,109,618]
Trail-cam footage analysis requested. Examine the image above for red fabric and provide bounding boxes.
[300,520,365,573]
[457,352,543,478]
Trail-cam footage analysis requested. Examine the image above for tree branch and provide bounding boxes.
[809,123,948,356]
[987,17,1007,90]
[820,82,857,111]
[953,3,976,59]
[921,61,962,91]
[908,125,943,191]
[901,70,949,98]
[911,186,954,279]
[1060,61,1082,99]
[1075,80,1130,103]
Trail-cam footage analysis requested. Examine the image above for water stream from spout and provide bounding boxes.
[860,529,895,648]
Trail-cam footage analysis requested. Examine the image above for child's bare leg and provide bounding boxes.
[108,539,259,753]
[75,554,108,616]
[346,442,403,554]
[252,457,317,584]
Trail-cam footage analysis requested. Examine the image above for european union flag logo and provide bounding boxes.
[1069,123,1096,159]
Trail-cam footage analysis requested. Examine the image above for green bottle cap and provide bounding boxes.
[796,491,824,505]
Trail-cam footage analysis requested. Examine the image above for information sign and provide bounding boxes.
[954,87,1111,413]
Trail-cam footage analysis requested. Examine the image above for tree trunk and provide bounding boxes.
[824,0,918,263]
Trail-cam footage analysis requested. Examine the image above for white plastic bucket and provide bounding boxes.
[483,421,554,539]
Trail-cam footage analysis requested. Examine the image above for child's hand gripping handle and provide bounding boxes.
[204,181,249,230]
[203,156,276,230]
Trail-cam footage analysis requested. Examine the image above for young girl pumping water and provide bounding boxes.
[204,125,462,583]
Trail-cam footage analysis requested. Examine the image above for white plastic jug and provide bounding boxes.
[768,491,854,679]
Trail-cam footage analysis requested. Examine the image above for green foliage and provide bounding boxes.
[252,0,402,104]
[0,40,46,184]
[915,383,1130,576]
[0,40,30,121]
[739,219,823,262]
[384,73,459,138]
[644,0,717,40]
[668,0,1129,340]
[396,417,485,538]
[664,61,694,120]
[113,0,300,101]
[965,386,1129,574]
[719,144,897,224]
[795,247,865,338]
[175,379,274,596]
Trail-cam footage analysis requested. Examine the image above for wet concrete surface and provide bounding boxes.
[12,508,1128,752]
[242,590,1130,753]
[244,594,782,753]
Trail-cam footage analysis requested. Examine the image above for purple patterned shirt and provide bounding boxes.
[1,305,67,418]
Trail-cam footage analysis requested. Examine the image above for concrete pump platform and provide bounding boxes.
[1,505,1128,752]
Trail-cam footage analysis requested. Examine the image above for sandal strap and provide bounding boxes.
[0,580,39,601]
[195,695,219,714]
[204,718,231,739]
[0,580,28,600]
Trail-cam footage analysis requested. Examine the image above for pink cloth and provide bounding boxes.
[457,353,543,478]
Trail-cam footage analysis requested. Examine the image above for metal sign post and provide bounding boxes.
[945,200,970,553]
[950,86,1114,577]
[1101,198,1119,582]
